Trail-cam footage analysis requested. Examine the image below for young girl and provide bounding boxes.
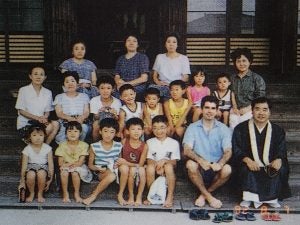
[55,121,90,203]
[143,87,163,137]
[187,68,210,122]
[18,124,54,203]
[212,73,238,126]
[59,40,99,99]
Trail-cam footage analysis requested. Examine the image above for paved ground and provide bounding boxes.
[0,209,298,225]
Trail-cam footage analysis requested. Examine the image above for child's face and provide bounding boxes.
[29,67,46,86]
[217,77,231,91]
[99,83,113,99]
[121,89,136,105]
[127,124,143,140]
[30,130,45,145]
[100,127,116,143]
[72,43,86,59]
[165,36,178,53]
[234,55,250,73]
[145,94,159,108]
[66,128,81,141]
[194,72,205,86]
[125,36,138,52]
[152,122,168,140]
[170,85,185,100]
[64,76,78,92]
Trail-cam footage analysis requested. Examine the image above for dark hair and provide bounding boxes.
[124,33,140,44]
[251,97,272,110]
[71,39,86,50]
[145,87,160,98]
[25,123,47,142]
[96,75,115,88]
[62,71,79,84]
[152,115,168,125]
[125,117,144,130]
[169,80,186,89]
[99,118,119,132]
[164,32,180,43]
[201,95,219,109]
[230,48,253,65]
[215,72,231,83]
[119,83,135,95]
[190,67,208,86]
[28,65,45,75]
[64,121,82,134]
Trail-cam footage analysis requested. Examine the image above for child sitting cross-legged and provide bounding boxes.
[55,121,90,203]
[82,118,122,205]
[144,115,181,208]
[115,118,148,206]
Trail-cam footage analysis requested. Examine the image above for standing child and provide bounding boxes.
[18,124,54,203]
[83,118,122,205]
[164,80,192,138]
[143,87,163,137]
[90,76,122,141]
[145,115,180,208]
[55,121,90,203]
[59,40,98,99]
[15,66,59,144]
[212,73,238,126]
[116,118,148,206]
[186,68,211,122]
[118,84,143,136]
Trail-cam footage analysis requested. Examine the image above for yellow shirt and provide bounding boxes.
[55,141,89,163]
[169,99,189,126]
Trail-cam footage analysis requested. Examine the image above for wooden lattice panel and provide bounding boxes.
[0,35,5,63]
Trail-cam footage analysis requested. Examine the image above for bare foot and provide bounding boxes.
[143,199,151,205]
[163,196,173,208]
[74,194,83,203]
[26,194,34,203]
[195,194,205,207]
[82,195,97,205]
[62,197,71,203]
[135,195,142,206]
[207,196,222,209]
[117,194,127,206]
[37,194,45,203]
[127,196,134,206]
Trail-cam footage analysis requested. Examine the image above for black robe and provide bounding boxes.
[232,120,291,201]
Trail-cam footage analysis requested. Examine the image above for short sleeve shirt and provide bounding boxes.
[183,119,232,162]
[22,143,52,165]
[90,141,122,166]
[146,137,180,161]
[90,96,122,115]
[55,141,89,163]
[54,93,89,116]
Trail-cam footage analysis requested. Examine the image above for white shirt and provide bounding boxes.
[15,84,53,129]
[152,53,191,83]
[22,143,52,165]
[90,96,121,115]
[146,137,180,161]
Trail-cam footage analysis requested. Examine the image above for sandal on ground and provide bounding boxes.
[235,212,247,221]
[246,212,256,221]
[212,213,224,223]
[262,212,272,221]
[271,212,281,221]
[189,209,210,220]
[222,212,233,222]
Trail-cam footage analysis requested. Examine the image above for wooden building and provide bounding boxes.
[0,0,300,82]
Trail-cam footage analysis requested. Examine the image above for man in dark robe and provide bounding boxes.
[232,97,290,208]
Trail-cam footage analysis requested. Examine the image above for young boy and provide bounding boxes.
[143,87,163,137]
[83,118,122,205]
[163,80,192,138]
[212,73,238,126]
[116,118,148,206]
[119,84,143,136]
[145,115,180,208]
[90,76,122,141]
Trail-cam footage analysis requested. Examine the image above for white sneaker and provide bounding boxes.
[240,200,251,207]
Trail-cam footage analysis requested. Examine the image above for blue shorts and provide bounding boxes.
[201,169,216,186]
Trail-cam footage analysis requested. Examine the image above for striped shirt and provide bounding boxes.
[91,141,122,166]
[54,93,89,116]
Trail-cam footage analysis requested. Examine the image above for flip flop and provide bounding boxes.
[272,212,281,221]
[262,212,272,221]
[246,212,256,221]
[222,212,233,222]
[189,209,210,220]
[235,212,247,221]
[212,213,223,223]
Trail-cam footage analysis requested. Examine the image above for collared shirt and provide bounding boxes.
[182,119,232,162]
[231,70,266,109]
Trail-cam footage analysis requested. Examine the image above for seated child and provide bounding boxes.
[83,118,122,205]
[55,121,90,203]
[143,87,163,137]
[116,118,148,206]
[119,84,143,136]
[186,68,211,122]
[15,66,59,144]
[164,80,192,138]
[145,115,180,208]
[90,75,122,141]
[212,73,238,126]
[18,124,54,203]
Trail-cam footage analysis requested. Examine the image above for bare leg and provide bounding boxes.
[71,172,82,203]
[37,170,47,203]
[192,108,202,122]
[127,167,136,205]
[117,165,129,205]
[135,167,146,206]
[222,111,230,126]
[45,121,59,144]
[175,126,186,139]
[143,163,155,205]
[60,171,71,203]
[25,171,36,202]
[163,163,176,208]
[207,164,231,193]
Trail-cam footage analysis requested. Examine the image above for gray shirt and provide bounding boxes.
[231,70,266,108]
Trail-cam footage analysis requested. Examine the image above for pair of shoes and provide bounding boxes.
[212,212,233,223]
[235,212,256,221]
[262,212,281,221]
[189,209,210,220]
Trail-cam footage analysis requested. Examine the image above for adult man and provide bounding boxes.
[183,96,232,209]
[232,97,290,208]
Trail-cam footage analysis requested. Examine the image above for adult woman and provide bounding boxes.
[151,33,191,100]
[54,71,90,144]
[114,34,149,102]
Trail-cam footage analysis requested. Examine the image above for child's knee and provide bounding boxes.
[164,163,175,176]
[71,171,80,178]
[146,164,155,175]
[119,164,129,175]
[26,170,36,179]
[37,169,47,178]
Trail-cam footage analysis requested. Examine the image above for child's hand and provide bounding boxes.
[156,159,166,171]
[233,108,240,115]
[44,179,52,191]
[18,182,25,191]
[76,115,85,124]
[116,158,127,166]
